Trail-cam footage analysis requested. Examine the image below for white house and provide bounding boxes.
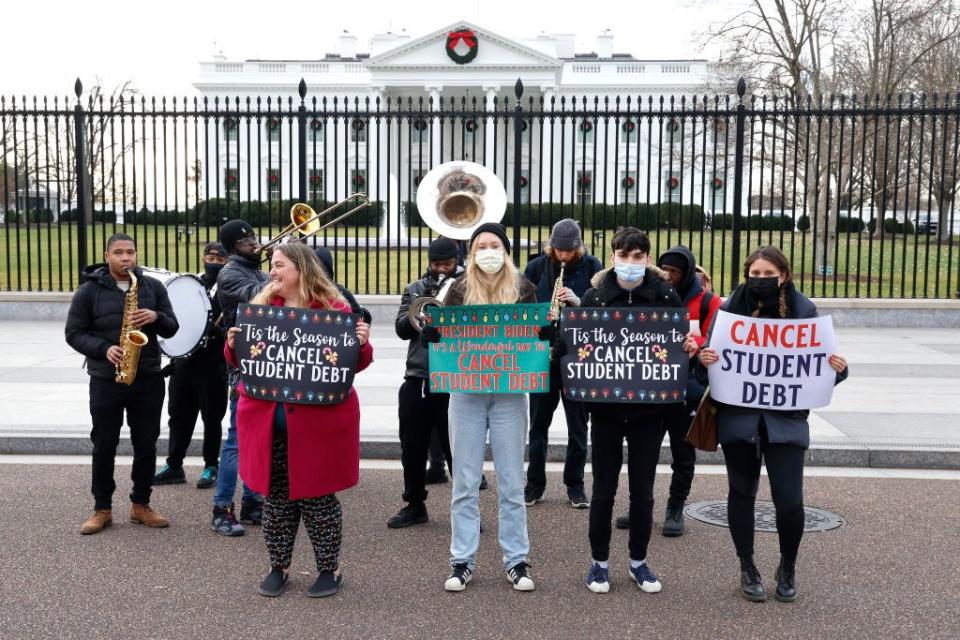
[194,21,719,213]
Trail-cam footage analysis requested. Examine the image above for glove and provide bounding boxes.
[420,325,441,347]
[538,324,558,344]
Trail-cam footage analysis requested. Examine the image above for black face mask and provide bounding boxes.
[746,276,781,298]
[204,263,225,280]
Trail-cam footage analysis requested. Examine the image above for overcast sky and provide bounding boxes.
[6,0,732,98]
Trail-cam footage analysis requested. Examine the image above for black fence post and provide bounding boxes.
[73,78,89,273]
[512,78,524,265]
[730,77,747,291]
[297,79,307,203]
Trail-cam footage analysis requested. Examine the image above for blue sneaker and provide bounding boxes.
[153,464,186,485]
[586,563,610,593]
[196,466,217,489]
[629,563,662,593]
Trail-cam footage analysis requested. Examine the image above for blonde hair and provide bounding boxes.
[251,242,344,309]
[463,239,521,305]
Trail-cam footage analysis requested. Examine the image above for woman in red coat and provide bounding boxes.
[226,242,372,599]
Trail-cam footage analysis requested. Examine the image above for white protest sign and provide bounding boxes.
[707,310,837,410]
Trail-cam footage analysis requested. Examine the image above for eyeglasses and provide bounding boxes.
[234,237,257,247]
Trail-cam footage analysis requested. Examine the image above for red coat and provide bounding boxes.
[225,296,374,499]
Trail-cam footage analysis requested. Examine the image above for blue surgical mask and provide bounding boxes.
[614,260,646,283]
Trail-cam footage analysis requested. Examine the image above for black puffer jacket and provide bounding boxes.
[217,254,269,329]
[580,266,683,422]
[65,264,179,379]
[395,266,465,379]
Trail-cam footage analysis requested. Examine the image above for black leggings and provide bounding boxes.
[263,430,342,573]
[722,433,805,562]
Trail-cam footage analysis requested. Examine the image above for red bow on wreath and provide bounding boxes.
[447,30,477,49]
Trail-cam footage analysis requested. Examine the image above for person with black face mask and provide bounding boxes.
[154,242,229,489]
[697,245,849,604]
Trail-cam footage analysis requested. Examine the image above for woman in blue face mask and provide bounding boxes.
[575,227,686,596]
[696,245,849,604]
[419,222,542,593]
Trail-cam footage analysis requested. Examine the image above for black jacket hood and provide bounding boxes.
[657,245,702,302]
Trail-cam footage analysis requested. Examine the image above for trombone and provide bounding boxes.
[259,193,369,260]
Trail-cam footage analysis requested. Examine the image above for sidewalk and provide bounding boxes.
[1,320,959,467]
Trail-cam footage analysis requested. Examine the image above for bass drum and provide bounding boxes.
[139,267,213,358]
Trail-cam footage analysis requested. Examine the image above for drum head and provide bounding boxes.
[158,274,212,358]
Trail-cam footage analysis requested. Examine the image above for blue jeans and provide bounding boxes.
[213,396,256,508]
[448,393,529,571]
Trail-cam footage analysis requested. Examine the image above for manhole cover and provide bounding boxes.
[685,500,844,533]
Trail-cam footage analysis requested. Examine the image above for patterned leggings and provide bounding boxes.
[263,429,342,572]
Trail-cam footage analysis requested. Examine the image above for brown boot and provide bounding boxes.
[129,503,169,528]
[80,509,113,535]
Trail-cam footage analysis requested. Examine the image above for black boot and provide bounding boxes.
[739,556,767,602]
[662,501,685,537]
[387,503,428,529]
[240,497,264,525]
[775,557,798,602]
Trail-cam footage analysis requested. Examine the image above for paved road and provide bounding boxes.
[2,461,957,640]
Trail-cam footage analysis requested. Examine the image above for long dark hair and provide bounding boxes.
[743,245,793,318]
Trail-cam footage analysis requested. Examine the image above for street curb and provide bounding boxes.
[2,437,958,470]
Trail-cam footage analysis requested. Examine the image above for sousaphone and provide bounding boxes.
[408,161,506,331]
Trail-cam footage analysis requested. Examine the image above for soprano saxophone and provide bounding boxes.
[115,268,149,385]
[549,262,566,321]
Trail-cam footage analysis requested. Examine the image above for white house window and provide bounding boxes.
[224,117,239,142]
[464,118,479,143]
[577,170,592,205]
[620,170,637,203]
[577,120,594,144]
[412,118,429,144]
[267,169,281,199]
[224,169,239,200]
[267,117,281,142]
[621,118,638,144]
[662,169,680,203]
[520,169,530,203]
[666,118,681,143]
[309,118,324,144]
[350,168,367,193]
[309,169,324,202]
[711,174,725,211]
[351,118,367,143]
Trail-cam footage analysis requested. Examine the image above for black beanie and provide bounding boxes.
[469,222,511,254]
[219,219,255,253]
[428,237,459,262]
[658,252,688,273]
[203,242,227,258]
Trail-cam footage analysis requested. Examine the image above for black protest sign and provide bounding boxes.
[235,303,361,405]
[559,307,689,403]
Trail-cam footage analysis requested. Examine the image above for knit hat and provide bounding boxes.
[469,222,511,254]
[203,242,227,258]
[657,252,688,273]
[219,219,256,253]
[549,218,582,251]
[428,237,459,262]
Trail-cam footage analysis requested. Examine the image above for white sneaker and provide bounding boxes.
[506,562,535,591]
[629,563,662,593]
[444,563,473,592]
[586,562,611,593]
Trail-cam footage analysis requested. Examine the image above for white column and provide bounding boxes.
[427,86,442,167]
[542,87,557,201]
[483,86,499,171]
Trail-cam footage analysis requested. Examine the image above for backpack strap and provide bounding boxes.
[699,291,714,326]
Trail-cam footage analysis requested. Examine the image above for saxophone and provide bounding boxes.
[115,268,149,385]
[549,261,566,320]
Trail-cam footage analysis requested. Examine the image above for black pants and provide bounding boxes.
[398,377,452,505]
[89,374,165,510]
[428,426,447,469]
[589,415,666,562]
[722,430,805,562]
[165,360,227,469]
[527,365,589,492]
[660,402,697,507]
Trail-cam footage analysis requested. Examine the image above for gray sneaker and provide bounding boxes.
[211,504,245,537]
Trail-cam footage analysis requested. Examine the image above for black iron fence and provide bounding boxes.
[1,78,958,297]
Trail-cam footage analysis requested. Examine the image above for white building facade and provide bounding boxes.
[194,22,718,211]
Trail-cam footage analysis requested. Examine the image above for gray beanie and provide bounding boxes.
[549,218,582,251]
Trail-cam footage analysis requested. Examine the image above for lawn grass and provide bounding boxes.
[2,223,957,298]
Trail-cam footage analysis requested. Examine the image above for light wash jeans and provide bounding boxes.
[448,393,530,571]
[213,396,256,508]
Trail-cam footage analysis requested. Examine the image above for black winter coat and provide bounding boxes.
[579,266,684,423]
[65,264,179,379]
[395,266,465,379]
[524,253,603,303]
[217,254,270,329]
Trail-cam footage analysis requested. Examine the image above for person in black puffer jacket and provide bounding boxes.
[312,246,372,324]
[573,227,693,596]
[65,233,179,535]
[696,245,849,604]
[386,237,462,529]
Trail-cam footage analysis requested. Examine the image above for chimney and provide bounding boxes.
[597,30,614,59]
[340,30,358,59]
[554,33,575,59]
[371,31,410,56]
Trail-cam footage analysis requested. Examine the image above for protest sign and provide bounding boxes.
[235,303,361,405]
[707,310,837,409]
[559,307,689,403]
[427,303,551,394]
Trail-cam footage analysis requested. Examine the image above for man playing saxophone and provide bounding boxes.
[66,233,179,535]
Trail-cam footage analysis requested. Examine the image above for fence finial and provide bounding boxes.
[74,78,83,98]
[515,78,524,100]
[298,79,307,100]
[736,78,746,100]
